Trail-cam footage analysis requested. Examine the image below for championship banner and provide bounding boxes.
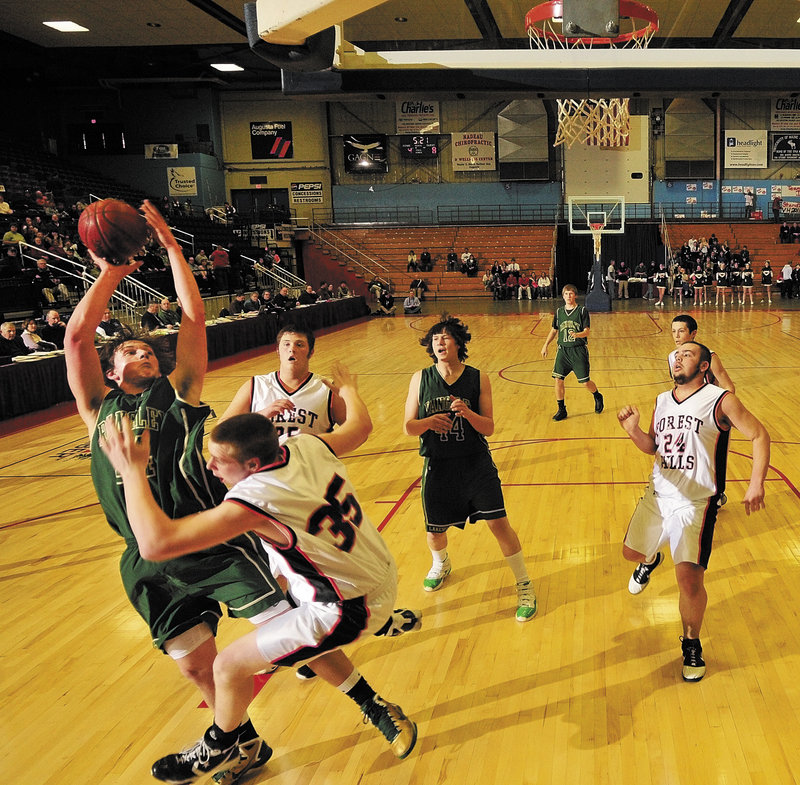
[145,143,178,159]
[724,130,767,169]
[395,100,440,134]
[291,182,324,204]
[771,98,800,132]
[771,133,800,162]
[167,167,197,197]
[343,135,388,173]
[451,132,496,172]
[250,122,293,160]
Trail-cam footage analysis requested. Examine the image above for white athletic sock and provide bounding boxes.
[430,548,448,564]
[505,550,530,584]
[335,667,361,694]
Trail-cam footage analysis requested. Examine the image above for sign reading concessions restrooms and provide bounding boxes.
[291,182,324,204]
[724,130,767,168]
[395,100,440,134]
[250,122,293,160]
[771,98,800,132]
[451,132,496,172]
[167,167,197,197]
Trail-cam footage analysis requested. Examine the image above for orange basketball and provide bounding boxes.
[78,199,149,265]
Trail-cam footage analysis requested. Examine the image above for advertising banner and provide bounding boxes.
[771,133,800,162]
[771,98,800,131]
[451,132,496,172]
[291,182,324,204]
[145,144,178,159]
[395,100,440,133]
[167,167,197,197]
[343,135,388,173]
[724,130,767,168]
[251,122,293,159]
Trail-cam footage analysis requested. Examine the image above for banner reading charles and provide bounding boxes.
[251,122,294,160]
[451,132,496,172]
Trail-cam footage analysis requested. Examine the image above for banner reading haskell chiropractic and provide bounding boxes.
[396,100,440,134]
[451,132,496,172]
[167,167,197,197]
[724,130,767,168]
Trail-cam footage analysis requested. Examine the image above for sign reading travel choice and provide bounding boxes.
[251,122,294,159]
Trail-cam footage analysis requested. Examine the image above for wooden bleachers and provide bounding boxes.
[316,225,556,298]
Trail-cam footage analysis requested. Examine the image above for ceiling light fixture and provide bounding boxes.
[395,17,408,23]
[147,22,162,28]
[211,63,244,72]
[43,21,89,32]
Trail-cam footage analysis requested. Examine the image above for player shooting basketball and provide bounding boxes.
[64,200,283,784]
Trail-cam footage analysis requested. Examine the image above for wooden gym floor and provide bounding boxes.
[3,296,800,785]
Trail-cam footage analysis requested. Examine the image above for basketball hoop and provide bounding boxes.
[590,223,605,258]
[526,0,658,147]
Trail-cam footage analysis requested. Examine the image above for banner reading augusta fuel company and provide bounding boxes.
[451,132,496,172]
[251,121,293,159]
[724,130,767,168]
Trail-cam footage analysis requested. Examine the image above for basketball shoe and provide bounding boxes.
[423,556,451,591]
[628,552,664,595]
[211,737,272,785]
[377,608,423,637]
[515,580,538,622]
[681,637,706,682]
[151,725,238,784]
[360,696,418,759]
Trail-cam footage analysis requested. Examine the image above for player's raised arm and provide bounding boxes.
[617,404,657,455]
[65,254,142,430]
[718,393,769,514]
[318,363,372,456]
[141,200,206,405]
[710,354,736,393]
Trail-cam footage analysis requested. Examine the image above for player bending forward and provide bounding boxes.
[101,365,418,782]
[618,341,769,682]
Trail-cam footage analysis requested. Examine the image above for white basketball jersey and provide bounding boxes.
[250,372,333,437]
[225,434,394,604]
[650,383,730,500]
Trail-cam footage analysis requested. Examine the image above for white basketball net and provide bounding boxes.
[555,98,630,148]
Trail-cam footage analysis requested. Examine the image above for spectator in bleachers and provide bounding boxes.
[96,308,125,339]
[316,281,333,300]
[409,277,427,299]
[406,250,418,272]
[538,272,551,298]
[447,248,458,271]
[22,318,57,352]
[505,270,518,299]
[0,246,21,278]
[30,258,69,304]
[274,285,297,311]
[337,281,351,298]
[140,301,162,331]
[403,289,421,314]
[460,248,471,273]
[0,194,13,216]
[368,276,384,301]
[229,292,246,315]
[481,270,492,291]
[374,286,396,316]
[209,245,229,268]
[792,223,800,243]
[40,309,67,349]
[772,194,782,222]
[0,321,34,357]
[2,223,24,247]
[195,248,209,266]
[158,298,181,327]
[260,290,278,313]
[779,222,791,243]
[518,271,532,300]
[419,249,432,272]
[298,285,318,305]
[243,291,263,312]
[466,256,479,277]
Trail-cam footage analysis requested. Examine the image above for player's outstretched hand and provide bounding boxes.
[742,483,766,516]
[257,398,295,418]
[540,344,549,359]
[323,361,357,395]
[98,414,151,477]
[617,405,641,434]
[141,200,178,250]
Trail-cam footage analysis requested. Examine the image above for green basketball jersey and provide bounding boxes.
[417,364,489,459]
[553,305,590,347]
[90,376,225,539]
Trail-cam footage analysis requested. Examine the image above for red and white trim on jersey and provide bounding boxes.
[249,371,334,437]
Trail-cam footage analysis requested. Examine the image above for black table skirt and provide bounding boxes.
[0,297,369,420]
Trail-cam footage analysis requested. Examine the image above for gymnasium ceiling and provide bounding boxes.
[2,0,799,95]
